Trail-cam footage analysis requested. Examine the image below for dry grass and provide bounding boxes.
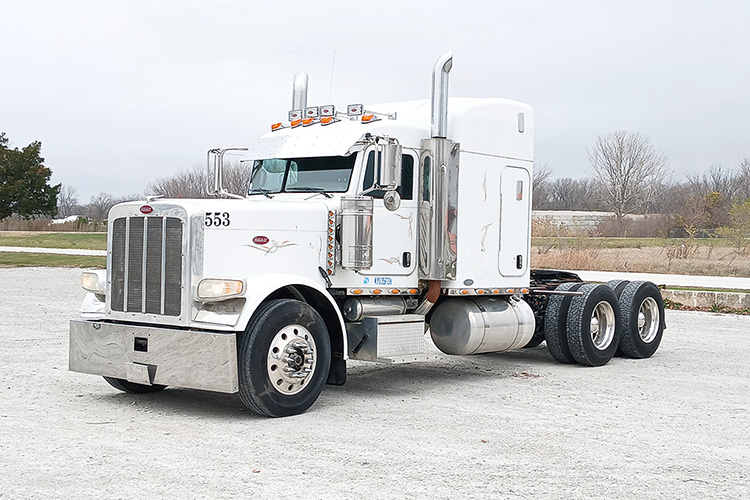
[532,241,750,276]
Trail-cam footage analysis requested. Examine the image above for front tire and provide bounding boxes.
[238,299,331,417]
[103,377,167,394]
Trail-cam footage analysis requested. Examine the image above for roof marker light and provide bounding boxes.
[302,118,315,126]
[361,114,380,124]
[271,122,284,132]
[347,104,364,116]
[291,119,303,128]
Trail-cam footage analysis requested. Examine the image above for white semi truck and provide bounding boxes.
[69,51,665,417]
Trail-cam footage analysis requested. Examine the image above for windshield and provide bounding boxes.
[249,155,355,195]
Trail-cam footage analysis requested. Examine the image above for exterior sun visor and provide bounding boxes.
[245,126,370,160]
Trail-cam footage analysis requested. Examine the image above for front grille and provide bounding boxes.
[111,216,183,316]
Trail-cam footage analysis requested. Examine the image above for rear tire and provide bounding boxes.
[618,281,665,359]
[566,284,621,367]
[238,299,331,417]
[544,282,584,364]
[606,279,631,298]
[103,377,167,394]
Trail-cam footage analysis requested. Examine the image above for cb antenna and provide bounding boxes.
[328,50,336,103]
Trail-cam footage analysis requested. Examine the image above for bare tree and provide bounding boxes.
[147,161,252,199]
[589,131,667,218]
[56,185,80,217]
[545,178,604,211]
[84,193,139,221]
[532,163,552,209]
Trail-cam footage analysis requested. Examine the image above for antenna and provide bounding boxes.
[328,50,336,103]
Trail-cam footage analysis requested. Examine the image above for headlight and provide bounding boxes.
[81,270,106,295]
[197,279,244,301]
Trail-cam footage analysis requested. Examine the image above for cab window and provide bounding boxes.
[361,151,414,200]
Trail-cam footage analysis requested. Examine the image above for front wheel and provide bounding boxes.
[238,299,331,417]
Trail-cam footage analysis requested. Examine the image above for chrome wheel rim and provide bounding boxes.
[266,324,316,395]
[590,301,616,350]
[638,297,660,343]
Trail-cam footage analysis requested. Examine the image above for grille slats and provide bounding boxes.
[111,216,183,317]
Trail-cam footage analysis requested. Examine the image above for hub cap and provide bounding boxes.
[266,325,317,395]
[590,301,616,350]
[638,297,660,343]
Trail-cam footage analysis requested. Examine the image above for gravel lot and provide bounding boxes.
[1,267,748,499]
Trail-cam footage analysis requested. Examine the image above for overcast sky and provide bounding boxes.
[1,0,748,202]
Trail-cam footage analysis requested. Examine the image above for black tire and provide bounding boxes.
[606,279,630,298]
[238,299,331,417]
[566,284,621,367]
[103,377,167,394]
[544,282,584,364]
[606,280,630,357]
[618,281,665,359]
[523,337,545,348]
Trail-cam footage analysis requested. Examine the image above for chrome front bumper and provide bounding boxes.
[69,319,238,393]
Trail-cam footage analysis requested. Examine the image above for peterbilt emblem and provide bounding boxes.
[253,236,269,245]
[139,205,153,214]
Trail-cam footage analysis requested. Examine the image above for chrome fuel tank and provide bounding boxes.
[429,297,535,355]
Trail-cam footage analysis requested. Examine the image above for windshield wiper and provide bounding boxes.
[248,188,274,198]
[286,187,333,198]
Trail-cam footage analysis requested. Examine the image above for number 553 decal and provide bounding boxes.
[205,212,231,227]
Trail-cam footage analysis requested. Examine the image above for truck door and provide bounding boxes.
[498,165,531,277]
[358,149,418,277]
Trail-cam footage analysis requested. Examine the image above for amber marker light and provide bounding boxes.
[521,288,529,294]
[373,289,382,294]
[302,118,314,125]
[353,289,363,295]
[390,289,400,294]
[361,114,375,123]
[271,122,283,131]
[506,289,515,294]
[291,119,302,127]
[477,289,485,294]
[461,290,470,295]
[492,289,501,294]
[408,289,418,294]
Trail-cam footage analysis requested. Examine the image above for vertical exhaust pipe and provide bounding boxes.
[431,50,454,138]
[292,72,309,111]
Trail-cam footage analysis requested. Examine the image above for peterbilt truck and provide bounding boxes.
[69,51,665,417]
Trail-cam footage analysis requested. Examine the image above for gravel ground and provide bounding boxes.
[1,267,748,499]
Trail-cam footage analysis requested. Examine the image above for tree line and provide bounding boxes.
[533,131,750,238]
[3,130,749,241]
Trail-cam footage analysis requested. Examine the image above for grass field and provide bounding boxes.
[531,236,750,277]
[0,231,106,250]
[0,252,104,268]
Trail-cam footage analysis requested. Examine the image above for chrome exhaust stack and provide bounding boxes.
[419,50,459,282]
[292,72,309,111]
[430,50,453,139]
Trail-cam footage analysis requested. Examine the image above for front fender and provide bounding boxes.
[233,273,347,359]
